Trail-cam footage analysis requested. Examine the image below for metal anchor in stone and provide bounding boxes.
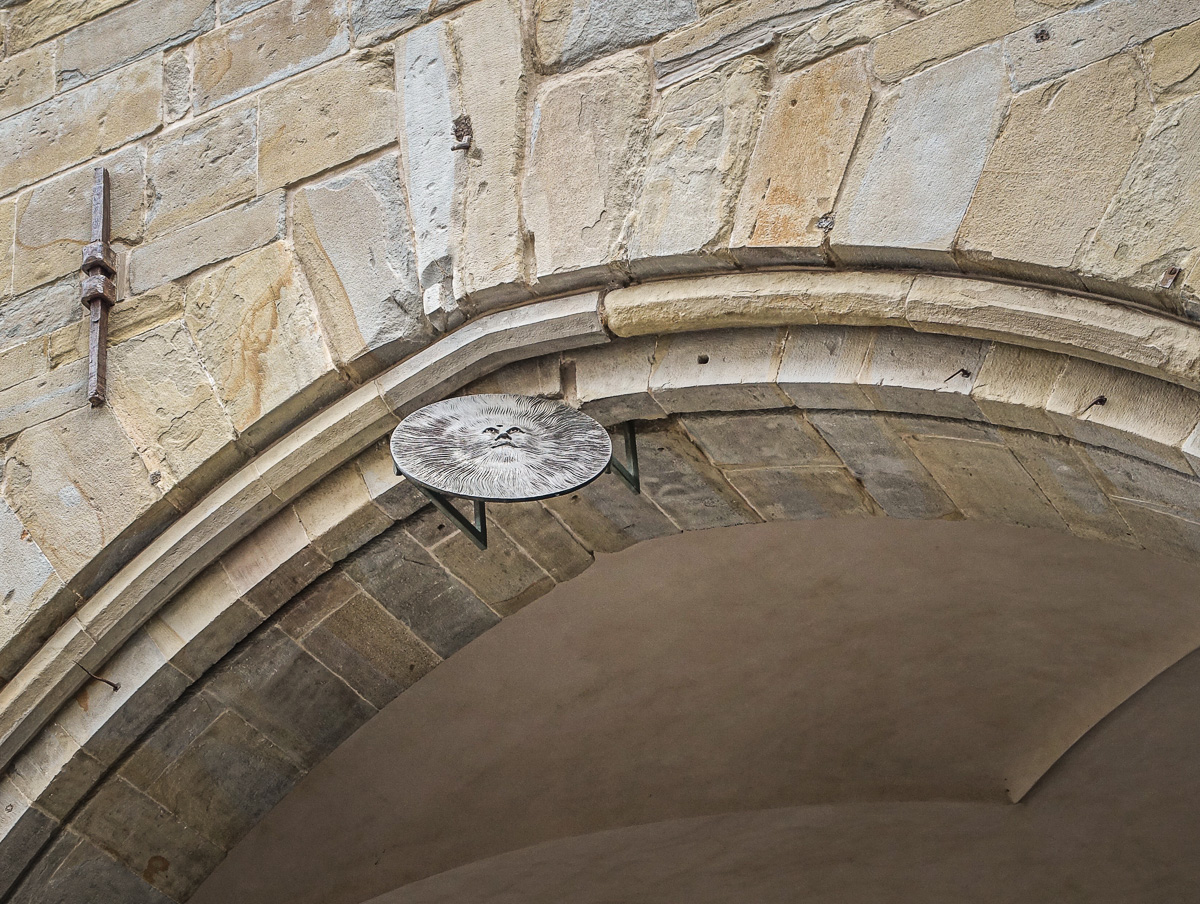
[80,167,117,407]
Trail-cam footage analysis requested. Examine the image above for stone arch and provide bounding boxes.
[7,269,1200,900]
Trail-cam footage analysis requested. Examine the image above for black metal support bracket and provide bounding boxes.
[607,422,640,494]
[415,483,489,551]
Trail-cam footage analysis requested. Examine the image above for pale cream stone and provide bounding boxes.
[532,0,697,71]
[0,198,13,301]
[145,103,258,240]
[777,325,875,410]
[0,337,48,394]
[0,356,88,441]
[568,337,665,425]
[776,0,918,73]
[13,145,144,296]
[649,328,790,412]
[48,283,185,369]
[523,52,652,277]
[871,0,1025,82]
[184,242,336,436]
[293,461,392,563]
[628,58,767,261]
[731,49,870,252]
[192,0,348,112]
[1147,19,1200,103]
[0,499,67,683]
[257,50,395,193]
[859,329,989,420]
[162,48,191,124]
[958,54,1151,277]
[464,355,562,398]
[7,0,134,54]
[0,54,161,197]
[971,342,1066,434]
[0,44,55,120]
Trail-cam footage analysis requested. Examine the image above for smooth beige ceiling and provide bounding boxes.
[193,519,1200,904]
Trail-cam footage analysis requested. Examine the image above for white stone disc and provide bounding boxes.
[390,394,613,502]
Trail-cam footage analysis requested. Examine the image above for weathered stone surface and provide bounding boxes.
[1085,444,1200,514]
[57,0,212,88]
[354,442,426,521]
[7,722,104,822]
[1147,19,1200,103]
[222,0,276,20]
[0,44,54,120]
[0,198,13,301]
[106,320,241,494]
[776,325,875,410]
[13,144,144,296]
[341,524,499,657]
[970,342,1065,434]
[859,329,989,420]
[682,410,841,468]
[48,283,185,369]
[292,153,430,379]
[465,355,562,398]
[523,52,652,277]
[730,49,870,252]
[258,50,395,193]
[0,499,66,680]
[871,0,1025,82]
[3,405,162,581]
[487,501,593,584]
[192,0,348,112]
[1006,0,1199,90]
[163,48,191,123]
[776,0,917,72]
[569,337,665,424]
[722,464,874,520]
[0,778,58,899]
[1079,93,1200,299]
[292,460,392,562]
[532,0,697,70]
[650,328,789,412]
[542,471,677,552]
[219,506,329,617]
[628,58,767,260]
[7,0,135,54]
[0,279,79,354]
[833,45,1009,265]
[130,192,283,295]
[183,242,335,438]
[0,54,161,196]
[958,54,1151,276]
[7,828,170,904]
[808,410,958,518]
[146,103,257,240]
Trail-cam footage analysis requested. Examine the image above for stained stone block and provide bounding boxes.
[957,54,1152,278]
[532,0,698,70]
[118,690,226,791]
[163,48,191,123]
[858,329,988,420]
[48,283,186,370]
[543,469,679,554]
[257,50,395,193]
[0,44,55,120]
[1114,496,1200,561]
[628,58,767,261]
[776,326,874,411]
[487,501,594,584]
[722,465,874,521]
[293,460,393,563]
[807,411,958,519]
[13,144,144,296]
[0,54,161,196]
[682,410,841,469]
[193,0,349,112]
[56,0,213,88]
[6,828,169,904]
[0,777,58,900]
[341,524,499,657]
[0,280,80,358]
[650,328,789,413]
[351,0,424,45]
[777,0,918,73]
[203,626,376,768]
[146,103,258,240]
[292,153,431,381]
[7,0,137,55]
[1147,19,1200,103]
[832,45,1009,266]
[1084,445,1200,515]
[465,356,563,398]
[730,49,870,254]
[222,0,276,19]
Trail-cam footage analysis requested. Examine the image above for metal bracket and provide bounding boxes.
[81,168,115,407]
[607,422,640,494]
[410,479,489,550]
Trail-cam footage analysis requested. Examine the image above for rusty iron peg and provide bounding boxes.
[81,168,116,407]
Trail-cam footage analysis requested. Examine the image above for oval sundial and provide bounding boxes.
[390,394,613,502]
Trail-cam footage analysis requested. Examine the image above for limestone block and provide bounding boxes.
[859,329,989,420]
[222,0,276,20]
[0,43,54,120]
[141,708,302,851]
[0,778,57,900]
[542,470,679,552]
[568,337,665,425]
[1085,445,1200,521]
[13,145,144,296]
[1079,94,1200,301]
[1005,0,1199,90]
[0,54,161,196]
[1003,430,1136,543]
[106,320,242,496]
[257,49,394,194]
[1044,358,1200,471]
[192,0,349,112]
[3,405,163,582]
[970,342,1065,434]
[117,689,224,792]
[48,283,185,370]
[293,460,392,562]
[340,524,499,657]
[1113,497,1200,561]
[6,0,135,54]
[292,153,430,381]
[405,507,554,617]
[354,441,427,521]
[632,421,757,530]
[871,0,1025,82]
[650,328,789,412]
[146,103,258,240]
[532,0,698,71]
[776,325,874,410]
[0,361,87,444]
[682,410,841,468]
[163,48,191,123]
[465,355,562,398]
[776,0,918,73]
[524,52,652,278]
[351,0,424,45]
[1147,20,1200,103]
[7,722,105,822]
[958,54,1151,278]
[204,625,376,769]
[807,410,957,518]
[219,506,330,617]
[487,501,593,584]
[7,829,175,904]
[0,338,47,395]
[71,775,225,900]
[0,198,12,301]
[130,192,282,295]
[57,0,212,88]
[0,499,68,681]
[0,279,80,355]
[722,465,874,520]
[183,242,336,437]
[628,58,767,261]
[832,45,1008,266]
[730,49,870,254]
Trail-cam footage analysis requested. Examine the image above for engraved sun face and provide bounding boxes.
[391,394,612,501]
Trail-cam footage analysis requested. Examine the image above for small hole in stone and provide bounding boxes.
[790,99,797,107]
[697,354,710,365]
[1034,27,1050,42]
[436,524,444,531]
